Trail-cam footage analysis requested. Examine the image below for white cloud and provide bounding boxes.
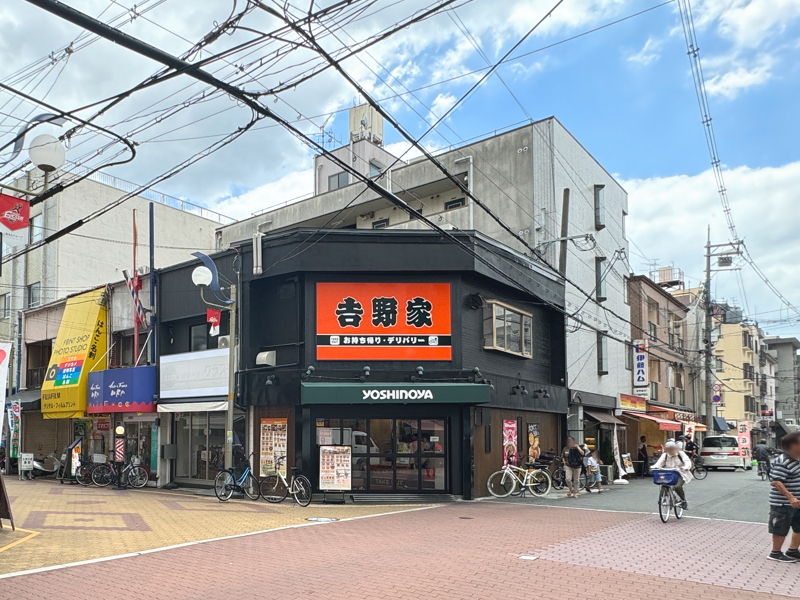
[693,0,800,50]
[623,161,800,334]
[627,37,661,65]
[214,169,314,220]
[704,55,773,98]
[427,93,457,123]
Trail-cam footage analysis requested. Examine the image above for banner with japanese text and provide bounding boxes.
[42,288,108,419]
[316,283,452,360]
[0,193,30,247]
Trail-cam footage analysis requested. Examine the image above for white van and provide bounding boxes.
[700,435,749,470]
[329,429,381,465]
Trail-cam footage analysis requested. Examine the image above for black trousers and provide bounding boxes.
[639,457,650,476]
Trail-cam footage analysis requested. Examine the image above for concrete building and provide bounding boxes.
[1,169,233,392]
[764,336,800,431]
[217,108,631,441]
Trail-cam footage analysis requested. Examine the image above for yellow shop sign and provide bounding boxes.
[42,288,108,419]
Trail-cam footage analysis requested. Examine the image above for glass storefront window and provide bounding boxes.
[191,412,207,479]
[421,419,445,452]
[369,419,392,454]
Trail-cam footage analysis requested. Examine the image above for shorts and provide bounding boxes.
[768,505,800,537]
[589,471,602,484]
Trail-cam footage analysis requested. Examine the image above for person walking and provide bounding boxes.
[587,450,604,493]
[561,436,584,498]
[638,436,650,477]
[767,431,800,563]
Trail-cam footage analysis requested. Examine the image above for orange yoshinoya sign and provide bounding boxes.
[316,283,452,360]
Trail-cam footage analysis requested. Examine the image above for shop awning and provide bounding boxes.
[624,411,682,431]
[712,416,730,432]
[300,382,491,404]
[6,388,41,411]
[584,409,625,426]
[157,397,229,413]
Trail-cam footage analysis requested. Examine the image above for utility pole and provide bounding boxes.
[703,227,743,431]
[704,227,713,431]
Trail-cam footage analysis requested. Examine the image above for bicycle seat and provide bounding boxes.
[290,466,300,473]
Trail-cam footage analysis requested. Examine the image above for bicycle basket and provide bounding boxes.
[652,469,680,486]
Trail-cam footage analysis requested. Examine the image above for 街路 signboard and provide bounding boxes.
[316,283,452,361]
[632,340,649,388]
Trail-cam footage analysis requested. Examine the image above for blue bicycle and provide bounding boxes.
[214,452,259,501]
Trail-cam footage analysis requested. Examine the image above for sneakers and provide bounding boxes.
[768,552,798,563]
[785,549,800,559]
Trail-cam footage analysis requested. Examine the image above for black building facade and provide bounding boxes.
[157,229,568,498]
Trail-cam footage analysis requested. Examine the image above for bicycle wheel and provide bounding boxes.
[487,470,517,498]
[260,474,288,503]
[76,464,94,486]
[658,486,671,523]
[242,473,260,501]
[293,475,313,507]
[214,470,235,501]
[128,466,149,489]
[91,464,113,487]
[693,463,707,481]
[552,468,566,490]
[526,469,552,497]
[674,493,684,519]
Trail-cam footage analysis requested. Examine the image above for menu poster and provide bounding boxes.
[260,418,288,477]
[319,445,352,491]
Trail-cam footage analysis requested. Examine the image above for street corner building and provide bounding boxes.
[157,229,569,498]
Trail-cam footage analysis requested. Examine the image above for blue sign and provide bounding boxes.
[712,394,722,404]
[87,366,156,413]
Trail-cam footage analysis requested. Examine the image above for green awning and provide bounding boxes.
[300,382,491,405]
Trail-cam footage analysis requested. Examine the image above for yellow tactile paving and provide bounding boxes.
[0,478,432,575]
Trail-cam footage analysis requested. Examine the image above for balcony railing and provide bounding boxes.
[26,366,47,389]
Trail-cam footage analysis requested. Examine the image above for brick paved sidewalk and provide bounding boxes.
[0,477,428,575]
[2,499,796,599]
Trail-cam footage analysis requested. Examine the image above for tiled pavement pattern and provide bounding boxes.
[0,478,423,575]
[3,497,799,599]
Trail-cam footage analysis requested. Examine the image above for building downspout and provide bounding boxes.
[454,156,473,229]
[559,188,570,276]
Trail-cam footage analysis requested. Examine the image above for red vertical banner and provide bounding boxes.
[503,420,518,467]
[737,421,751,460]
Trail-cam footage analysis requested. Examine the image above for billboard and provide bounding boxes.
[316,283,451,360]
[632,339,649,388]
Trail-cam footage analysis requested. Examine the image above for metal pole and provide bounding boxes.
[132,210,139,366]
[225,284,236,470]
[704,226,714,433]
[149,202,155,365]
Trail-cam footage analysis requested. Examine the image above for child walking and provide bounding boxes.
[587,450,604,493]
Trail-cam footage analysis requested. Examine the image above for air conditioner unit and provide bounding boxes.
[218,335,231,348]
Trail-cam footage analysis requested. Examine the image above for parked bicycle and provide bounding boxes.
[487,459,552,498]
[259,456,313,507]
[214,452,260,501]
[653,468,684,523]
[91,456,149,488]
[75,456,97,486]
[690,454,707,480]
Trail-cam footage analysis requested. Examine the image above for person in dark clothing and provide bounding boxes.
[638,436,650,476]
[754,439,771,478]
[561,436,585,498]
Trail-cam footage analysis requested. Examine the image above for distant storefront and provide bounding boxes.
[88,365,158,481]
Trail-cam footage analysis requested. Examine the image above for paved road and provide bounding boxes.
[2,499,796,599]
[493,467,770,523]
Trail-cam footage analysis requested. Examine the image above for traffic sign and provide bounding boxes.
[712,384,721,392]
[712,394,722,404]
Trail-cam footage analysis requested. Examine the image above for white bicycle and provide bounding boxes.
[487,462,552,498]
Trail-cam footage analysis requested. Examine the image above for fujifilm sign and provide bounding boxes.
[362,389,434,401]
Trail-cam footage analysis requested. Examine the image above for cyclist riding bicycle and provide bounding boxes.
[684,437,699,459]
[754,439,771,475]
[653,441,693,509]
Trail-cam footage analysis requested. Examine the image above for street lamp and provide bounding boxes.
[191,253,236,470]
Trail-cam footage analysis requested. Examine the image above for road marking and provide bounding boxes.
[481,499,763,524]
[519,555,538,560]
[0,505,442,580]
[0,528,40,554]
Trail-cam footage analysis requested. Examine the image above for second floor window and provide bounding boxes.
[648,321,657,341]
[597,332,608,375]
[328,171,348,191]
[593,184,605,230]
[27,282,41,308]
[483,301,532,358]
[30,214,44,244]
[0,293,8,319]
[190,324,208,352]
[595,257,607,302]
